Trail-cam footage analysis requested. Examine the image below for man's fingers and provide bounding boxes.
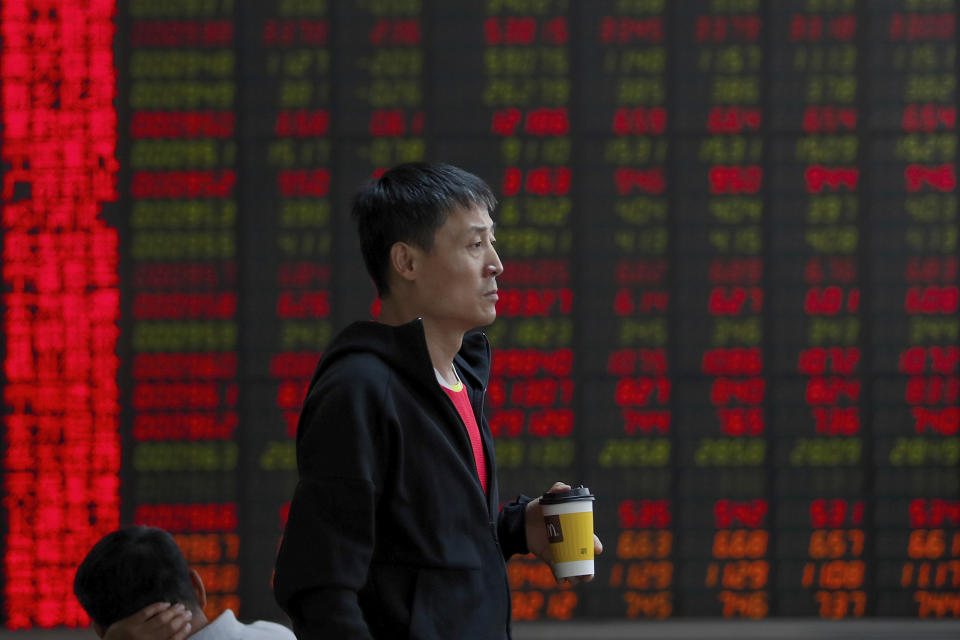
[594,534,604,555]
[145,612,192,639]
[137,603,172,622]
[548,481,571,493]
[148,604,188,629]
[169,623,192,640]
[164,611,193,639]
[171,611,192,631]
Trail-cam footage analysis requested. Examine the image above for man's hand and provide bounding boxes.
[524,481,603,585]
[103,603,192,640]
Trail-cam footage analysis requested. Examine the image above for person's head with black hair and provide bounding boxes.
[74,527,208,636]
[352,162,498,299]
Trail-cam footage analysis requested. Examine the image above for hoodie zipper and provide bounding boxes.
[474,337,512,638]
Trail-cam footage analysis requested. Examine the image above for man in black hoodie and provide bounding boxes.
[274,163,600,639]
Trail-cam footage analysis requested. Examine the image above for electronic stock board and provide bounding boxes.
[1,0,959,627]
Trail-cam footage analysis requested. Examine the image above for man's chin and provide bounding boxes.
[472,311,496,329]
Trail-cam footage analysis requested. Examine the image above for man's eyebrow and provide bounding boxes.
[468,223,496,233]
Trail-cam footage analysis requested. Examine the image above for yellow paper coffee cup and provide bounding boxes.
[540,485,596,579]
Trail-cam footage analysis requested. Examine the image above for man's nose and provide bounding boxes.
[487,248,503,277]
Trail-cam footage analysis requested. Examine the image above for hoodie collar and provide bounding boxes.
[312,319,490,393]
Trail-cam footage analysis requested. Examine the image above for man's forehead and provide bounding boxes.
[443,205,495,232]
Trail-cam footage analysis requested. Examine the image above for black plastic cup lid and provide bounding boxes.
[540,485,595,505]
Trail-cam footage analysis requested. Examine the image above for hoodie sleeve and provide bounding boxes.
[497,494,532,560]
[273,360,386,639]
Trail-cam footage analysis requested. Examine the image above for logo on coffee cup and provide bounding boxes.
[545,515,563,543]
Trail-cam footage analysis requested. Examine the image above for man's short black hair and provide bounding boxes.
[74,527,198,629]
[352,162,497,297]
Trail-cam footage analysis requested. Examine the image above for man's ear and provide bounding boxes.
[389,241,419,284]
[189,569,207,610]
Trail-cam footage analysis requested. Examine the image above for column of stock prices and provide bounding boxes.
[769,0,866,618]
[673,0,769,617]
[580,0,673,620]
[239,1,333,620]
[120,0,241,617]
[1,0,959,628]
[866,0,960,617]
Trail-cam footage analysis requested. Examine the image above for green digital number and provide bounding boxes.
[133,322,237,352]
[260,442,297,471]
[528,439,575,467]
[135,442,238,472]
[599,438,670,467]
[495,440,525,469]
[789,437,860,466]
[280,320,332,350]
[693,438,765,467]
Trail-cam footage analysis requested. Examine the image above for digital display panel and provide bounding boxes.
[1,0,121,628]
[1,0,958,627]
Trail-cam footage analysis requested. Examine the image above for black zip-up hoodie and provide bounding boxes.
[274,319,530,639]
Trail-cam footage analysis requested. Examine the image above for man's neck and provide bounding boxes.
[379,299,463,380]
[422,317,462,382]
